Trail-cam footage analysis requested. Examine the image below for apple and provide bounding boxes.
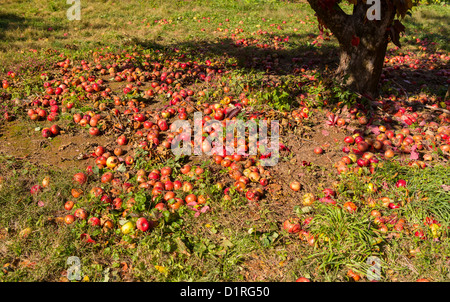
[290,181,301,191]
[117,135,128,145]
[314,147,323,154]
[125,156,134,165]
[64,200,74,211]
[173,180,182,190]
[396,179,407,188]
[323,188,336,197]
[136,217,150,232]
[89,127,100,136]
[74,208,88,220]
[121,221,135,234]
[64,214,75,225]
[42,128,52,138]
[160,166,172,176]
[356,158,370,167]
[283,219,301,234]
[106,156,119,169]
[88,217,101,226]
[357,141,369,152]
[50,124,60,135]
[157,119,168,131]
[344,136,355,144]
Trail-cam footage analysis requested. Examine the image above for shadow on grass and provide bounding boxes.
[132,31,447,98]
[0,12,68,51]
[134,34,340,77]
[0,12,27,41]
[403,9,450,51]
[1,9,447,97]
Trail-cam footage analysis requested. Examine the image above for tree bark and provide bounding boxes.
[306,0,397,97]
[335,26,389,97]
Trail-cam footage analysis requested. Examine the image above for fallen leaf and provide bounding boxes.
[154,265,168,275]
[175,237,191,256]
[368,125,380,135]
[186,201,198,207]
[19,227,32,238]
[267,183,282,193]
[410,145,419,160]
[19,260,36,269]
[121,262,128,272]
[200,205,210,213]
[441,184,450,192]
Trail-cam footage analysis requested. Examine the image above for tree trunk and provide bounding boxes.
[335,26,389,97]
[306,0,397,97]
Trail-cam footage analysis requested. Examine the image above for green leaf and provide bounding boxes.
[134,193,146,204]
[220,238,235,248]
[271,232,279,240]
[116,163,127,173]
[93,165,100,175]
[162,210,171,222]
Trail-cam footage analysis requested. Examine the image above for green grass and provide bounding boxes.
[0,0,320,72]
[330,161,450,281]
[403,4,450,51]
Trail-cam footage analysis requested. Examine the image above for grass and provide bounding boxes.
[0,0,319,71]
[332,161,450,281]
[403,4,450,51]
[0,0,449,283]
[4,157,446,282]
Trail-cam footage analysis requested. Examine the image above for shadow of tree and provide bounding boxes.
[131,30,447,101]
[134,34,341,78]
[1,9,447,99]
[0,13,27,41]
[0,11,77,51]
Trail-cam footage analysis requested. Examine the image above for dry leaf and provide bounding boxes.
[154,265,168,275]
[121,262,129,272]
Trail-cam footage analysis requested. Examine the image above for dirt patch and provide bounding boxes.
[0,121,111,171]
[262,116,346,213]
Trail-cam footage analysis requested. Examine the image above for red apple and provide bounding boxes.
[89,127,100,136]
[117,135,128,145]
[136,217,150,232]
[88,217,101,226]
[396,179,407,188]
[290,181,301,192]
[314,147,323,154]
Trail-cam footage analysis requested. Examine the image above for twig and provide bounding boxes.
[401,255,419,275]
[391,79,409,101]
[424,105,450,114]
